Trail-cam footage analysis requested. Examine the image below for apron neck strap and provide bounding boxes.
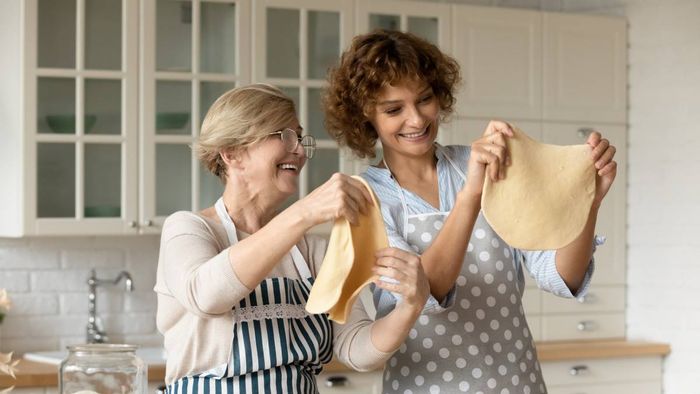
[214,197,312,280]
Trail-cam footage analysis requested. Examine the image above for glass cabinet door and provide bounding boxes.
[141,0,250,232]
[356,0,449,47]
[31,0,138,235]
[254,0,352,220]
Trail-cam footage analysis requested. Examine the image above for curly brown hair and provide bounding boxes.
[323,29,461,159]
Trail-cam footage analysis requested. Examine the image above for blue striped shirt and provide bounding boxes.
[361,144,597,318]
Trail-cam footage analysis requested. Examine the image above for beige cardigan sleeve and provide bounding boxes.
[303,235,394,372]
[159,211,252,317]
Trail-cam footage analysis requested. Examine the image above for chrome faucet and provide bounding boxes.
[86,269,134,344]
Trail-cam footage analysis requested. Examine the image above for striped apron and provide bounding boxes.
[167,198,333,394]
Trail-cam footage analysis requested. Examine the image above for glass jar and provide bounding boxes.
[59,344,147,394]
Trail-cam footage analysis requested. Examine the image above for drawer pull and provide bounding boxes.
[577,293,597,304]
[325,375,348,387]
[569,365,589,376]
[576,320,596,331]
[577,128,595,138]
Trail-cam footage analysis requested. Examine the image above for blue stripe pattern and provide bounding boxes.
[167,277,331,394]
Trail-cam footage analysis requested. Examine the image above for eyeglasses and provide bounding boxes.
[268,128,316,159]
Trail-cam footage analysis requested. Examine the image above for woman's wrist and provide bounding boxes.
[283,200,316,231]
[456,187,482,209]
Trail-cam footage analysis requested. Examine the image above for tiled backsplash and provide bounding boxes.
[0,236,162,354]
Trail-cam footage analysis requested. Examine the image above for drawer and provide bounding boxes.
[542,286,625,314]
[542,357,662,386]
[548,381,661,394]
[317,371,382,394]
[541,313,625,341]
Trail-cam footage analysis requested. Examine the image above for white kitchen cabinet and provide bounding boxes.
[251,0,354,235]
[451,6,542,120]
[543,12,627,124]
[542,357,662,394]
[139,0,251,233]
[355,0,450,49]
[1,0,140,237]
[0,0,251,236]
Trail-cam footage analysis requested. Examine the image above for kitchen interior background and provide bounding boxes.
[1,0,698,392]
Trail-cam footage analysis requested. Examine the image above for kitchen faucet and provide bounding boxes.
[86,269,134,344]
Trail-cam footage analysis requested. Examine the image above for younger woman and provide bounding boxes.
[323,30,617,393]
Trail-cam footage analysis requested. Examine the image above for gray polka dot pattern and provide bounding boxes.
[382,213,546,394]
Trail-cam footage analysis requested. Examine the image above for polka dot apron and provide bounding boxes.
[381,146,546,394]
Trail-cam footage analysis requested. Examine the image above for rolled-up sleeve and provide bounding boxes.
[516,235,604,299]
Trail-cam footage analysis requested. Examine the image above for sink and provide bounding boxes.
[24,346,167,366]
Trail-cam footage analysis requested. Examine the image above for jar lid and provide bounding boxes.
[67,344,139,354]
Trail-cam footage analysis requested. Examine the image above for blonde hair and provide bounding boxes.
[195,84,297,181]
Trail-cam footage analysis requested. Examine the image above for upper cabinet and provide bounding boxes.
[355,0,451,50]
[449,5,626,125]
[252,0,354,205]
[452,6,542,120]
[0,1,627,237]
[0,0,250,236]
[1,0,140,237]
[139,0,251,233]
[542,12,627,124]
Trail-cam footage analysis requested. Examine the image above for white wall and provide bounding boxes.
[621,1,700,393]
[0,235,162,353]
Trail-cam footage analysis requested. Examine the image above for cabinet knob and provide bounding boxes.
[577,293,597,304]
[325,375,348,387]
[142,219,153,227]
[128,221,138,228]
[577,127,595,139]
[569,365,589,376]
[576,320,596,331]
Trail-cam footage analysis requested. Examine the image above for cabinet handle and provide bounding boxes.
[577,127,595,139]
[569,365,589,376]
[128,221,138,228]
[577,293,597,304]
[142,219,153,227]
[576,320,596,331]
[325,375,348,387]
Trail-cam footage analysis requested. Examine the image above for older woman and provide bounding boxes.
[154,84,429,394]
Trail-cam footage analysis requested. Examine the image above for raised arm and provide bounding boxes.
[419,121,514,301]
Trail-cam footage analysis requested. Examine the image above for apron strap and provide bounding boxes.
[215,197,312,282]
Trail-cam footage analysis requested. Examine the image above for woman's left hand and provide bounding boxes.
[586,131,618,204]
[372,248,430,313]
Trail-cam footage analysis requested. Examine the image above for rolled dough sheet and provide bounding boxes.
[481,127,595,250]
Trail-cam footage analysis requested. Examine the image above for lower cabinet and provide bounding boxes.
[317,370,383,394]
[542,357,662,394]
[317,355,663,394]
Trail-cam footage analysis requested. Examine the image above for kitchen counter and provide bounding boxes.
[1,340,670,388]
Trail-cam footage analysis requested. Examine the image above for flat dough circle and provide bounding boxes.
[481,127,596,250]
[306,176,388,323]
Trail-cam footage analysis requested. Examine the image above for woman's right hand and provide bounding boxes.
[372,248,430,313]
[295,173,374,226]
[462,120,514,198]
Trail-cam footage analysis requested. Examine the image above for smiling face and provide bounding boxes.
[237,119,307,200]
[369,79,440,160]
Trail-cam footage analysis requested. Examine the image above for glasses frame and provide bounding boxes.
[268,128,316,159]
